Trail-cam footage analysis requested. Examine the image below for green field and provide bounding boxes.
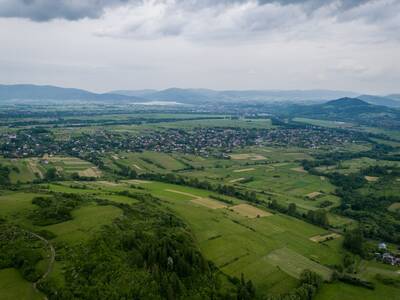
[0,268,43,300]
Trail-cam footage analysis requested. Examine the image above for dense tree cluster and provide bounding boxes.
[0,163,10,185]
[31,194,83,226]
[0,224,43,282]
[39,196,253,299]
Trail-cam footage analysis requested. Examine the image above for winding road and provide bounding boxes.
[23,230,55,300]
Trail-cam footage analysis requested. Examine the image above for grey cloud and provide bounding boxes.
[0,0,128,21]
[0,0,373,21]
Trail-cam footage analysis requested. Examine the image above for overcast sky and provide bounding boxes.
[0,0,399,94]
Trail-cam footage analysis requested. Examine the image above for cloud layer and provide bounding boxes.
[1,1,398,43]
[0,0,399,93]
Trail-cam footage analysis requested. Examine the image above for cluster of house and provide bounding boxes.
[261,128,361,149]
[1,125,365,159]
[375,243,400,266]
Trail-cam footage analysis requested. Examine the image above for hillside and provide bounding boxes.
[0,84,141,102]
[285,97,400,129]
[358,94,400,107]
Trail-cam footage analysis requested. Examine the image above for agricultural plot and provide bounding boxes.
[0,157,43,183]
[230,204,272,218]
[230,153,267,161]
[146,118,273,130]
[191,198,227,209]
[316,157,400,175]
[45,156,101,178]
[310,233,341,243]
[233,168,256,173]
[165,188,227,209]
[266,247,332,280]
[108,151,188,173]
[141,181,342,295]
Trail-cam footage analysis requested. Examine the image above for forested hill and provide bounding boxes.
[284,97,400,129]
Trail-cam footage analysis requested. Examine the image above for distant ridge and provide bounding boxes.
[358,94,400,107]
[324,97,370,107]
[0,84,142,102]
[112,88,359,103]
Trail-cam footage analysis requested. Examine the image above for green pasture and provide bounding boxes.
[42,203,122,244]
[138,180,342,295]
[0,268,43,300]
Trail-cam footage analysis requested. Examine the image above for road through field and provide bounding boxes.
[23,230,55,300]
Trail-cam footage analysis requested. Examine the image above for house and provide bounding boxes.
[378,242,387,250]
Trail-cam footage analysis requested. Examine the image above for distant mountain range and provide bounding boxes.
[0,84,140,102]
[1,84,400,108]
[111,88,361,104]
[112,89,400,107]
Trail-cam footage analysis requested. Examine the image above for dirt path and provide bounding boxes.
[24,230,55,300]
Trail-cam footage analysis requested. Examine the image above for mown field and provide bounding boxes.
[0,177,399,299]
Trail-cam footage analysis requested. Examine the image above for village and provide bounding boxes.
[0,125,367,158]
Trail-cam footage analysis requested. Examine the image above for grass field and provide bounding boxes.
[0,158,42,183]
[45,156,101,178]
[173,147,343,217]
[106,151,188,173]
[136,181,342,295]
[316,157,400,175]
[0,268,43,300]
[0,179,397,299]
[266,247,332,280]
[42,203,122,244]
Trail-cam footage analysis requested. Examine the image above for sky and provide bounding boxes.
[0,0,399,94]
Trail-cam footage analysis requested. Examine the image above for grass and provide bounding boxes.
[140,181,343,296]
[316,157,400,175]
[316,281,400,300]
[42,203,122,244]
[0,192,47,225]
[107,151,188,173]
[266,247,332,280]
[0,268,43,300]
[0,158,40,183]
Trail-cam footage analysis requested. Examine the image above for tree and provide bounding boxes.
[288,203,297,216]
[343,228,365,256]
[45,167,58,181]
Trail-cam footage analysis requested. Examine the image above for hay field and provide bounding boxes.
[306,192,323,199]
[230,204,272,218]
[266,247,332,280]
[165,188,227,209]
[310,233,341,243]
[230,153,266,160]
[191,198,227,209]
[233,168,255,173]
